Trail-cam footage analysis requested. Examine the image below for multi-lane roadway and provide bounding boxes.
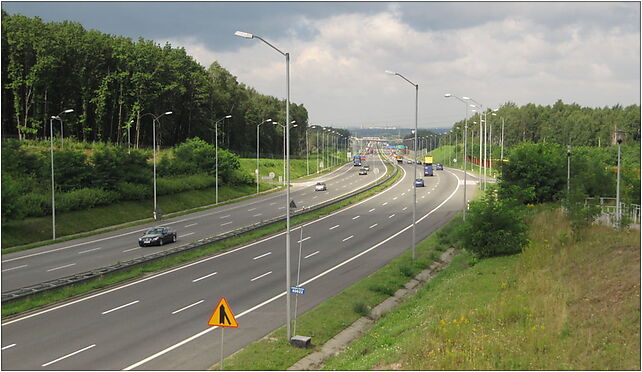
[1,152,479,370]
[1,154,386,292]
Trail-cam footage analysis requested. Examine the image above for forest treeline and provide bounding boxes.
[1,11,317,156]
[451,100,640,149]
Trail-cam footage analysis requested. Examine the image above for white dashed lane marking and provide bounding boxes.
[304,251,319,259]
[171,300,204,315]
[102,300,139,315]
[250,271,272,282]
[253,252,272,260]
[78,247,102,254]
[342,235,354,242]
[46,263,76,272]
[192,272,218,282]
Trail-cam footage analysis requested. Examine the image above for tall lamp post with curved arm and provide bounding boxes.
[256,118,272,194]
[141,111,173,220]
[49,108,74,240]
[444,93,470,220]
[386,69,419,261]
[235,29,296,340]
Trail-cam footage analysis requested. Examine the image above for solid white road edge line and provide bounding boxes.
[3,158,404,327]
[123,168,460,371]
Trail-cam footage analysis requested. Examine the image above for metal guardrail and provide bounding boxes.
[2,156,397,304]
[585,197,641,227]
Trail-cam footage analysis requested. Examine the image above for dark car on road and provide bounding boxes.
[436,163,444,170]
[359,168,368,175]
[139,226,177,246]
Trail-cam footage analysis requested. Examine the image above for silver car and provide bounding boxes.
[315,182,327,191]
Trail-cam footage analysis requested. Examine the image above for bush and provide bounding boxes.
[156,174,215,195]
[498,142,566,204]
[352,301,370,317]
[56,188,120,212]
[116,182,150,201]
[42,149,92,192]
[16,192,51,217]
[2,173,26,221]
[460,192,529,258]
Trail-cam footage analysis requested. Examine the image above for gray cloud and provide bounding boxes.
[2,1,639,128]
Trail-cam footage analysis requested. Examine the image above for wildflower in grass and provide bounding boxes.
[500,282,508,289]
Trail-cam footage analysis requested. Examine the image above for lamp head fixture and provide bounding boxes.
[234,31,254,39]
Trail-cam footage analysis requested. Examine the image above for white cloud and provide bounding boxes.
[168,6,640,129]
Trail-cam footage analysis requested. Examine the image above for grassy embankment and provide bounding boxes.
[2,160,395,317]
[2,156,348,249]
[322,206,640,370]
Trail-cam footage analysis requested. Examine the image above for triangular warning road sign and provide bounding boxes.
[208,297,238,328]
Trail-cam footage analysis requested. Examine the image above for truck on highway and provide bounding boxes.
[396,154,403,163]
[353,155,362,166]
[424,155,434,176]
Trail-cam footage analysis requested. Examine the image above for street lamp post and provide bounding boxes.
[567,145,571,197]
[500,116,505,163]
[615,130,624,230]
[256,118,272,194]
[142,111,173,220]
[464,97,485,190]
[213,114,232,204]
[444,93,469,220]
[274,121,297,184]
[49,109,74,240]
[236,29,295,341]
[386,69,419,260]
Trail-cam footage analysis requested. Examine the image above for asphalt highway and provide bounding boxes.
[1,154,386,292]
[1,155,479,370]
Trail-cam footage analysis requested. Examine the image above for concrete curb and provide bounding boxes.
[288,247,458,371]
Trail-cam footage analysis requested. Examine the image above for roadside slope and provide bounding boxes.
[322,206,640,370]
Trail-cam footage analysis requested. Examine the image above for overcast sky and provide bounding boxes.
[3,1,640,128]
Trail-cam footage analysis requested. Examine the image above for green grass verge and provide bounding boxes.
[1,184,261,250]
[216,208,463,370]
[2,157,349,250]
[322,207,640,370]
[2,160,397,318]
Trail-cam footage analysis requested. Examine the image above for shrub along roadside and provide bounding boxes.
[1,161,397,317]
